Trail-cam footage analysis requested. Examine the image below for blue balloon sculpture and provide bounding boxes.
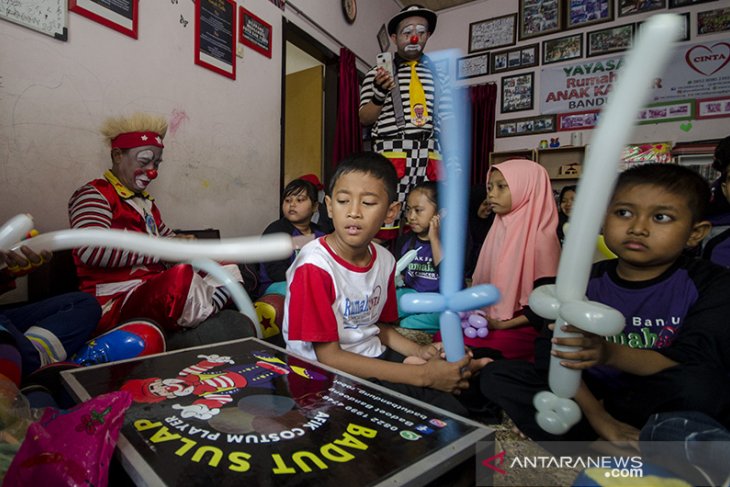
[399,50,500,362]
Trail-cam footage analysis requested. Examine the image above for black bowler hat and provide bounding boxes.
[387,4,437,36]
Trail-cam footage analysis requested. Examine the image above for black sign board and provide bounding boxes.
[239,7,272,58]
[70,0,137,39]
[62,338,492,486]
[195,0,235,79]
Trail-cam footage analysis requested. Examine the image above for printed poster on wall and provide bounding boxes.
[70,0,137,38]
[239,7,272,58]
[195,0,236,80]
[61,338,491,485]
[540,38,730,114]
[650,40,730,103]
[540,56,623,114]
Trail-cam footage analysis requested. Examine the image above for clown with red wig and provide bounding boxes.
[68,113,243,334]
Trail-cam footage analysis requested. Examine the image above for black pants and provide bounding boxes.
[480,359,730,442]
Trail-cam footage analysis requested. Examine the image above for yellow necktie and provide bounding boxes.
[407,61,428,127]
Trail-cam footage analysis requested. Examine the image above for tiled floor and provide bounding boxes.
[396,327,580,486]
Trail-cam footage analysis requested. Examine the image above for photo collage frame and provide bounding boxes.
[491,44,539,74]
[501,72,534,113]
[457,53,490,79]
[455,1,721,139]
[469,14,517,53]
[497,114,556,138]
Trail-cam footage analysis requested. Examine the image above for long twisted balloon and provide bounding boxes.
[399,49,500,362]
[0,214,293,339]
[529,14,683,434]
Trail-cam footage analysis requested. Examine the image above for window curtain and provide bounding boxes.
[469,83,498,186]
[332,47,362,168]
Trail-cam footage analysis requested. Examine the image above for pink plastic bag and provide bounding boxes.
[3,391,131,487]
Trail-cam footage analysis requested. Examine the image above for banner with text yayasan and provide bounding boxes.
[540,39,730,114]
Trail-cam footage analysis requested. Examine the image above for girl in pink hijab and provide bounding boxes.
[469,159,561,361]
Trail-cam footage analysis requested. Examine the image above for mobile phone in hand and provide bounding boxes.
[376,52,394,79]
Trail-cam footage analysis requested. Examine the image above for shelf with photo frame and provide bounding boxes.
[672,139,722,183]
[488,148,536,166]
[535,146,586,189]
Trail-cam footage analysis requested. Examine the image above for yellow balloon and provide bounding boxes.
[596,235,617,260]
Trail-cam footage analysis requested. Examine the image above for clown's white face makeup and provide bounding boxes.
[392,16,430,61]
[148,378,192,398]
[112,145,163,193]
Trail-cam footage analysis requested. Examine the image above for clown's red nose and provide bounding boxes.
[146,169,158,180]
[410,35,419,44]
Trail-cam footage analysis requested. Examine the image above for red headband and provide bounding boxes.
[111,131,164,150]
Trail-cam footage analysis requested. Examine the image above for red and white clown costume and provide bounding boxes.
[121,353,311,420]
[68,128,242,333]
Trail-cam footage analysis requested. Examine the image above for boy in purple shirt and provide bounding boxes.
[481,163,730,442]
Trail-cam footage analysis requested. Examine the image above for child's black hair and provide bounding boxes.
[711,135,730,178]
[559,184,577,204]
[614,163,710,222]
[409,181,438,208]
[329,152,398,203]
[282,179,318,205]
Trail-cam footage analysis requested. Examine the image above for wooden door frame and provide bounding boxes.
[281,20,338,198]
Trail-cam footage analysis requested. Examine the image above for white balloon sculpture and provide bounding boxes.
[396,249,419,277]
[394,249,418,288]
[0,214,293,338]
[528,14,683,435]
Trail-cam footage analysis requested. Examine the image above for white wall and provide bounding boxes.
[3,0,727,238]
[0,0,399,237]
[428,0,729,153]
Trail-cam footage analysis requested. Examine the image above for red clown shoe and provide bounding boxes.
[72,319,166,366]
[254,294,285,340]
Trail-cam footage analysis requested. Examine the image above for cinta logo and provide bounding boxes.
[482,450,507,475]
[685,42,730,76]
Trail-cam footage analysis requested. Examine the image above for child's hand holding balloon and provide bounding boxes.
[548,323,608,370]
[1,245,52,277]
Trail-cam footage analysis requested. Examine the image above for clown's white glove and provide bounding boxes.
[197,354,234,364]
[172,403,220,420]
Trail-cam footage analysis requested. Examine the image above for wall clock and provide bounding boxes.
[342,0,357,24]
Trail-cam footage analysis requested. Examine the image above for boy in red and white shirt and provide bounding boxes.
[283,152,488,415]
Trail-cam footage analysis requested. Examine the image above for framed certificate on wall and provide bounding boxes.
[239,7,272,58]
[195,0,236,79]
[70,0,138,39]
